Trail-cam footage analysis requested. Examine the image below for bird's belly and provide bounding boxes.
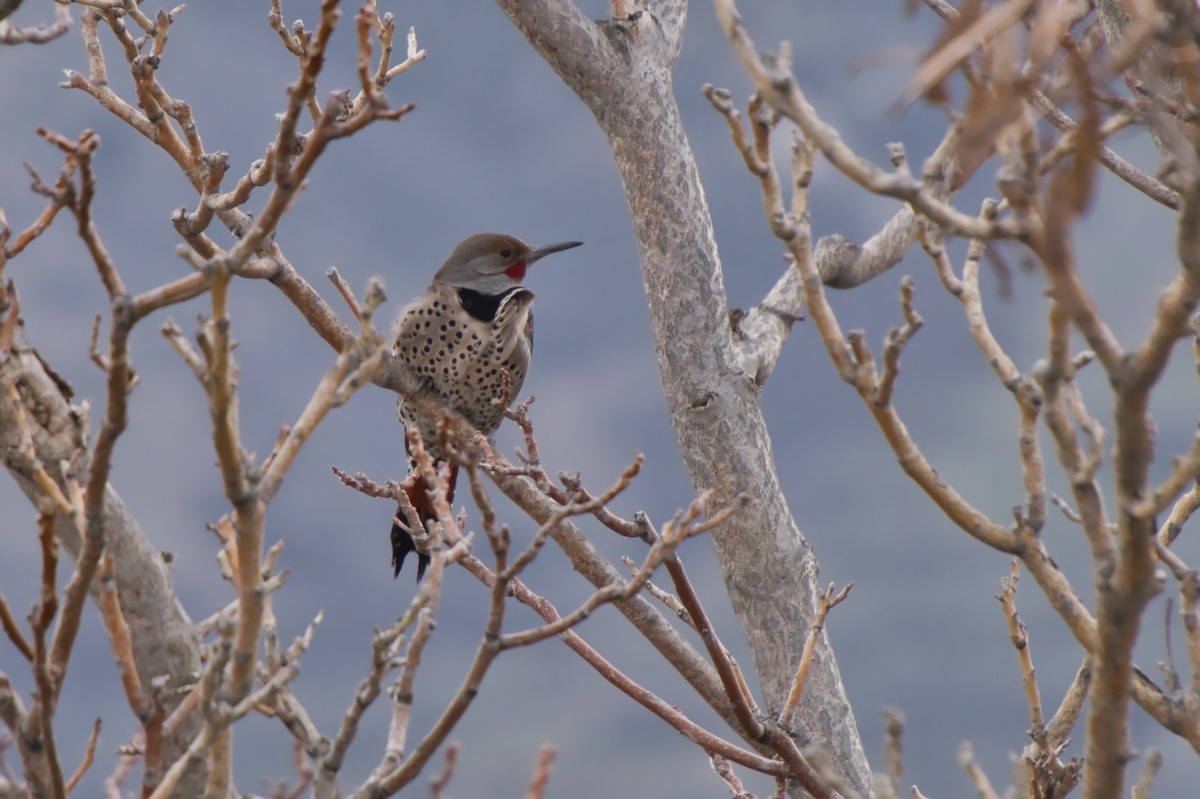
[396,350,527,447]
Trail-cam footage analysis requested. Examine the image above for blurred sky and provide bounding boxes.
[1,1,1197,797]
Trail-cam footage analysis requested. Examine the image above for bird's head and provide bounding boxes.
[433,233,582,295]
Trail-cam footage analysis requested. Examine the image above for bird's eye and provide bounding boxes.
[499,248,513,258]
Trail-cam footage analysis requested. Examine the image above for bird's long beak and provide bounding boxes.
[526,240,583,265]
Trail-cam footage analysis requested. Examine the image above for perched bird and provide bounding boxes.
[391,233,582,579]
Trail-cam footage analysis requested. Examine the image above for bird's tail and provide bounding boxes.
[391,462,459,581]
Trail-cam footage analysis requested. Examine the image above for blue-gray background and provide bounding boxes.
[2,1,1197,796]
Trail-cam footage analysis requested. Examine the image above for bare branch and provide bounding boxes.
[0,1,71,44]
[714,0,1022,241]
[880,708,904,799]
[0,590,32,663]
[1044,656,1092,750]
[779,583,852,727]
[1131,748,1163,799]
[956,742,1001,799]
[64,718,101,793]
[428,741,459,799]
[96,554,148,722]
[453,553,785,777]
[523,744,556,799]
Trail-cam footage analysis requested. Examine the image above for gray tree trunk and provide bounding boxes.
[495,1,873,794]
[0,326,204,794]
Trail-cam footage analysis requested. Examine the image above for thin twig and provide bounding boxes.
[778,582,852,727]
[64,718,101,792]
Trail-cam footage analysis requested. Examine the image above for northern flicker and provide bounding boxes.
[390,233,583,579]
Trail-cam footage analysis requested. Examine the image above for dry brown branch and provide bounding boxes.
[875,276,922,408]
[704,87,929,385]
[1131,748,1163,799]
[774,156,1017,553]
[327,266,364,324]
[558,468,648,541]
[501,454,643,584]
[623,556,694,626]
[428,741,459,799]
[64,718,101,793]
[328,465,417,537]
[454,552,784,776]
[24,504,66,799]
[225,660,301,725]
[193,570,288,644]
[313,598,428,797]
[0,382,74,516]
[880,708,904,798]
[103,752,137,799]
[96,554,148,721]
[662,545,770,747]
[488,461,737,727]
[0,589,32,663]
[900,0,1038,111]
[3,322,200,790]
[203,149,273,218]
[25,133,139,726]
[1159,482,1200,549]
[146,632,233,799]
[493,398,565,499]
[1050,492,1084,524]
[1152,537,1190,583]
[498,491,718,650]
[36,127,124,299]
[260,326,386,503]
[919,0,1180,210]
[363,536,481,796]
[1,189,69,261]
[998,561,1044,733]
[348,5,424,117]
[199,262,263,704]
[1030,306,1108,633]
[209,1,415,274]
[779,582,852,728]
[707,4,1200,787]
[0,280,15,355]
[159,319,207,381]
[130,271,209,320]
[1135,429,1200,521]
[523,744,556,799]
[920,210,1022,388]
[175,152,229,242]
[60,14,163,163]
[140,687,167,799]
[267,0,305,57]
[0,1,71,44]
[269,690,322,769]
[956,742,1000,799]
[714,0,1021,242]
[3,8,435,796]
[0,674,25,740]
[1175,569,1200,700]
[698,84,802,383]
[710,754,755,799]
[1037,64,1171,796]
[57,0,419,394]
